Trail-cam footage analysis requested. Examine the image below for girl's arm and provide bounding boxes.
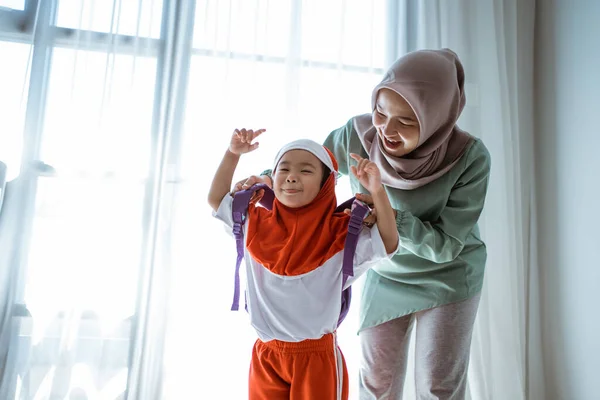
[369,185,398,254]
[355,140,491,263]
[208,150,241,212]
[350,153,398,254]
[232,119,353,193]
[207,128,265,212]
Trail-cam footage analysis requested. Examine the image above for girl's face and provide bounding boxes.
[372,88,421,157]
[273,150,324,208]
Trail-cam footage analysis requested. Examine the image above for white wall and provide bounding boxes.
[535,0,600,399]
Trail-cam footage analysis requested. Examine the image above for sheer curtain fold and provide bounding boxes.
[162,1,387,398]
[0,0,385,398]
[0,0,542,399]
[126,0,195,398]
[0,0,170,399]
[390,1,543,399]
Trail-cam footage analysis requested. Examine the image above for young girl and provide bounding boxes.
[235,49,491,399]
[207,130,399,399]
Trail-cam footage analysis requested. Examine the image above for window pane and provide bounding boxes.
[296,67,382,135]
[42,49,156,178]
[24,176,144,323]
[20,176,140,398]
[56,0,163,38]
[0,42,30,180]
[166,55,382,398]
[180,56,290,182]
[0,0,24,10]
[162,181,257,399]
[193,0,291,58]
[301,0,386,68]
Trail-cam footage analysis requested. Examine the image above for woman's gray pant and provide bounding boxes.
[359,293,481,400]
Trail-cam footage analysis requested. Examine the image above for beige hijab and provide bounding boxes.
[355,48,473,190]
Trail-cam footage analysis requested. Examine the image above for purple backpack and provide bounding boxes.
[230,183,370,327]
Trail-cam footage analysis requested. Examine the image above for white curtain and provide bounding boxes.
[0,0,385,398]
[385,1,544,399]
[162,1,387,398]
[0,0,543,399]
[0,0,174,398]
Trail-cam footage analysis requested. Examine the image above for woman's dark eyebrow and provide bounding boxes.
[377,103,415,120]
[399,115,416,121]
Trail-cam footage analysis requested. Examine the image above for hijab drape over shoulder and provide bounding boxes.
[355,48,473,190]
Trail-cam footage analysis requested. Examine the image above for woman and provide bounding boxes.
[236,48,491,399]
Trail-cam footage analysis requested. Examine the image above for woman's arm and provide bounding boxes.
[396,144,490,263]
[357,141,491,263]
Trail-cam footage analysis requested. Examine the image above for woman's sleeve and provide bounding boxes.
[323,119,354,177]
[395,141,491,263]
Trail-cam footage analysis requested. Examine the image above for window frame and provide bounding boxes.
[0,0,397,397]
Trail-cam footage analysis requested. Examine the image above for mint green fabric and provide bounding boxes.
[262,118,490,331]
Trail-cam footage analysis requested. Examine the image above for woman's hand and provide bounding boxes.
[345,192,397,227]
[232,174,273,205]
[233,174,272,193]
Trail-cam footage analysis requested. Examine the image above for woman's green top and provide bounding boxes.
[266,119,491,331]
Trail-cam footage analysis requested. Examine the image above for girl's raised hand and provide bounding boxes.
[350,153,382,194]
[229,128,266,155]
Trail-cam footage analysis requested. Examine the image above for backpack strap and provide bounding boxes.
[230,184,274,311]
[336,198,371,327]
[230,186,370,325]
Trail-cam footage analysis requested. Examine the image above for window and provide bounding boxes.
[0,1,164,397]
[0,1,390,398]
[164,1,387,398]
[0,0,25,10]
[0,42,29,181]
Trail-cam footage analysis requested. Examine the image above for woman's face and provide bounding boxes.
[372,88,420,157]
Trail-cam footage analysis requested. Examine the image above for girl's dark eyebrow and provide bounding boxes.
[279,161,317,168]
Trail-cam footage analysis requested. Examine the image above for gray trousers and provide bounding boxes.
[358,293,481,400]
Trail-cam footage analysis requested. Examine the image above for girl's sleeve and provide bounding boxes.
[212,194,235,230]
[343,223,400,289]
[395,140,491,263]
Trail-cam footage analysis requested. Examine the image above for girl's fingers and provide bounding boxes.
[232,128,266,143]
[349,153,362,162]
[252,129,266,140]
[365,163,376,173]
[359,158,368,174]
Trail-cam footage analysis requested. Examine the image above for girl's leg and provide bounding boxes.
[413,293,481,400]
[289,334,348,400]
[249,340,290,400]
[359,314,415,399]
